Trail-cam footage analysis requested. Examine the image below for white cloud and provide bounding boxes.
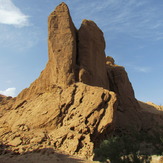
[134,67,151,73]
[0,0,29,27]
[0,87,16,97]
[125,63,151,73]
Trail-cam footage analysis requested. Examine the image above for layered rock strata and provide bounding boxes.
[0,83,117,159]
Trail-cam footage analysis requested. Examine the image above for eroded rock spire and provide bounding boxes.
[48,2,77,87]
[78,19,109,89]
[16,2,78,99]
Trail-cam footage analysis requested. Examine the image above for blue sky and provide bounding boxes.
[0,0,163,105]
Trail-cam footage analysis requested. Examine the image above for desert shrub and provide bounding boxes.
[94,136,123,162]
[94,130,163,163]
[94,135,143,163]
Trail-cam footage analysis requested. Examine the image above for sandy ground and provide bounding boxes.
[1,152,162,163]
[0,151,100,163]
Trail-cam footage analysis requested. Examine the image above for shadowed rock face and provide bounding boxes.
[1,2,161,161]
[78,20,109,89]
[106,58,142,131]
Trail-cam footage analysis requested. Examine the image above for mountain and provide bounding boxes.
[0,2,162,162]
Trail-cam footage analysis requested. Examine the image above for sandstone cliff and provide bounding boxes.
[0,3,117,159]
[78,20,109,89]
[106,56,142,132]
[0,2,162,162]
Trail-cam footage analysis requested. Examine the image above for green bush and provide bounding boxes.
[94,130,163,163]
[94,136,123,162]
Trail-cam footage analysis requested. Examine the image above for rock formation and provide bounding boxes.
[106,57,142,132]
[15,3,77,102]
[78,20,109,89]
[0,3,117,159]
[0,2,162,161]
[47,2,77,87]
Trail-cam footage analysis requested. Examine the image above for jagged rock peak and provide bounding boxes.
[16,2,77,100]
[16,3,111,101]
[55,2,69,11]
[47,2,77,87]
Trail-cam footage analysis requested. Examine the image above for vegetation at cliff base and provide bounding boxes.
[94,130,163,163]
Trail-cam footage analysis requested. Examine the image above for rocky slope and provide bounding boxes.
[0,2,162,162]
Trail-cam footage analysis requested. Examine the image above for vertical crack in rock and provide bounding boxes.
[57,85,78,127]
